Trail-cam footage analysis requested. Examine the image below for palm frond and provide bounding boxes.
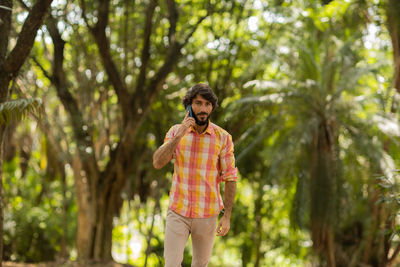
[372,114,400,137]
[236,116,281,163]
[234,93,286,106]
[340,114,397,181]
[243,80,281,90]
[0,98,43,125]
[291,167,310,229]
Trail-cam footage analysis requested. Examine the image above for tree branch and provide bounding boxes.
[135,0,158,95]
[0,5,12,11]
[31,106,72,164]
[131,5,211,113]
[85,0,130,123]
[16,0,29,10]
[46,15,99,186]
[31,56,52,82]
[4,0,53,78]
[182,12,210,46]
[142,5,212,107]
[388,242,400,266]
[79,0,92,30]
[0,0,12,67]
[95,0,110,34]
[166,0,178,45]
[106,12,211,195]
[101,1,213,204]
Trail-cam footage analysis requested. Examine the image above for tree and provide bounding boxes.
[231,1,399,265]
[0,0,52,265]
[30,0,217,260]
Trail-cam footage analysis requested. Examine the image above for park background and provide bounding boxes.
[1,0,400,266]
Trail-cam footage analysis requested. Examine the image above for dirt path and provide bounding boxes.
[3,261,136,267]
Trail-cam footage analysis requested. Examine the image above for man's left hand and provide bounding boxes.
[216,215,230,236]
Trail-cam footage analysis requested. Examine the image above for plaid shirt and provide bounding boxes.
[164,122,238,218]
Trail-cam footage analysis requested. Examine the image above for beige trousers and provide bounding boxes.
[164,209,218,267]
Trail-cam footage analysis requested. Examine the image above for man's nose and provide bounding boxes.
[198,106,208,113]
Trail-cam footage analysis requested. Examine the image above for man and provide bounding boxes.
[153,83,238,267]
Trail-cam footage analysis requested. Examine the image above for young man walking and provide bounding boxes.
[153,83,238,267]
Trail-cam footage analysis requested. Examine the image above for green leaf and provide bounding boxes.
[0,98,43,125]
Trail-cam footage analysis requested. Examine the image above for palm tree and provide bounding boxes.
[233,16,397,266]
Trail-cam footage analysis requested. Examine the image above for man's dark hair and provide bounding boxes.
[182,83,218,110]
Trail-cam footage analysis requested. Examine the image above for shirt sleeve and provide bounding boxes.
[219,134,238,182]
[164,125,177,143]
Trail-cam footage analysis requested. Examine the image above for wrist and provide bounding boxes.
[223,210,231,218]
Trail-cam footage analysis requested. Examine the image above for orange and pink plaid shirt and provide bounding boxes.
[164,122,238,218]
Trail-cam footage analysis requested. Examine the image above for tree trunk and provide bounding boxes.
[73,154,92,259]
[73,151,128,261]
[0,126,5,267]
[310,121,337,267]
[60,168,68,258]
[93,181,124,260]
[376,2,400,266]
[387,1,400,94]
[254,184,264,267]
[0,6,9,253]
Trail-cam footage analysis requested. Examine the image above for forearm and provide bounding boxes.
[223,181,236,218]
[152,136,181,169]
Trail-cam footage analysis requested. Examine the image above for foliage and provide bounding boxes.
[2,155,76,262]
[0,98,42,125]
[376,172,400,244]
[219,0,399,264]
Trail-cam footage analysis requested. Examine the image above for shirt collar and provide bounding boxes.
[189,121,214,136]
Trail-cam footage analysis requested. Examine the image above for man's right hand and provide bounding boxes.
[176,110,195,138]
[153,110,195,169]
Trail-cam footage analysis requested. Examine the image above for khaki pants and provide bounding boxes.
[164,209,218,267]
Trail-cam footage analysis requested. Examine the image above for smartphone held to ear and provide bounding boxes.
[186,104,194,118]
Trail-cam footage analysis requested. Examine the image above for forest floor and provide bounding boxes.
[3,261,137,267]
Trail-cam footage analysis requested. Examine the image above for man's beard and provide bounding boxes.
[193,112,210,126]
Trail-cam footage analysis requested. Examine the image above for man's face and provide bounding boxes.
[191,94,213,126]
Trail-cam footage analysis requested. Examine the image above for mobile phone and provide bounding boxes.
[186,104,193,118]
